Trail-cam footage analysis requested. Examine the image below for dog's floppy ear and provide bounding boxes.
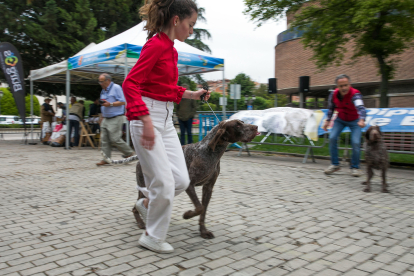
[208,128,227,151]
[365,127,371,141]
[377,126,383,136]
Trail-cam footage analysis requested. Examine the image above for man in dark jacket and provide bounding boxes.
[323,74,366,177]
[176,97,197,145]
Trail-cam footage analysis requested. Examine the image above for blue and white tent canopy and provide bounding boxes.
[30,21,224,84]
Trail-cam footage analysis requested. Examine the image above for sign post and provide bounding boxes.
[230,84,241,111]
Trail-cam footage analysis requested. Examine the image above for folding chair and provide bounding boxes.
[78,121,96,148]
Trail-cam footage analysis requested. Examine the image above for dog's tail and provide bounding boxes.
[101,151,139,165]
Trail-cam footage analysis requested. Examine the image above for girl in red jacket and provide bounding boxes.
[123,0,210,254]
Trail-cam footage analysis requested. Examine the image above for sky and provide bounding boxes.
[195,0,286,84]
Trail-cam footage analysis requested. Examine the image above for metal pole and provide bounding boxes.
[299,92,304,108]
[274,94,278,107]
[222,68,226,120]
[124,44,130,146]
[30,79,34,142]
[65,69,70,149]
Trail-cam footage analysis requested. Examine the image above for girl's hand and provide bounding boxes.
[138,115,155,150]
[195,89,211,101]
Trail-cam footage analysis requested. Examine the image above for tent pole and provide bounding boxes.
[65,69,71,149]
[124,44,130,146]
[30,78,34,143]
[222,67,226,120]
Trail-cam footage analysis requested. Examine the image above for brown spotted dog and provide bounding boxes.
[363,125,389,193]
[134,119,259,239]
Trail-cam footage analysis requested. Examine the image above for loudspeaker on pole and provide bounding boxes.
[268,78,277,94]
[299,76,310,93]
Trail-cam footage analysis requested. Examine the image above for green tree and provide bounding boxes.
[178,76,198,91]
[24,95,41,117]
[0,88,40,116]
[244,0,414,108]
[0,0,144,98]
[228,73,256,97]
[252,96,273,110]
[254,83,272,100]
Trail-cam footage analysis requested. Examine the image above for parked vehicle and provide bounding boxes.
[0,116,20,125]
[18,117,41,125]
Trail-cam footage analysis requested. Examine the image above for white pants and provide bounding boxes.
[130,96,190,240]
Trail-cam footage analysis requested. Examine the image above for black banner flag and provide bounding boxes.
[0,42,26,121]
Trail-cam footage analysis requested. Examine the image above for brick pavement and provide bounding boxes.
[0,140,413,276]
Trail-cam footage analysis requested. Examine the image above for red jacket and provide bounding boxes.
[122,32,186,121]
[333,87,360,121]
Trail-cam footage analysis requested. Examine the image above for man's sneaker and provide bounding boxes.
[324,165,341,175]
[351,168,363,177]
[138,233,174,254]
[135,198,147,224]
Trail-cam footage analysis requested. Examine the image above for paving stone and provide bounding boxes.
[371,270,399,276]
[399,254,414,265]
[178,266,210,276]
[260,267,289,276]
[357,260,385,273]
[180,256,209,268]
[254,257,284,271]
[342,269,370,276]
[305,259,333,272]
[230,266,262,276]
[382,261,411,274]
[123,264,159,276]
[330,259,358,272]
[204,257,235,269]
[203,265,236,276]
[313,268,341,276]
[149,265,180,276]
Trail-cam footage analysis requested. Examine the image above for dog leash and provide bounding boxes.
[201,84,221,122]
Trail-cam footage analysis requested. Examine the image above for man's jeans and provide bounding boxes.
[69,120,80,147]
[178,118,193,145]
[329,118,362,169]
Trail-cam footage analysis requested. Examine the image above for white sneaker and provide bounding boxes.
[324,165,341,175]
[135,198,147,224]
[351,168,363,177]
[139,232,174,254]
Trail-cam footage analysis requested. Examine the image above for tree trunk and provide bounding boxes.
[376,54,390,108]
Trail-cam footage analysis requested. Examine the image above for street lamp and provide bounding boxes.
[0,90,3,115]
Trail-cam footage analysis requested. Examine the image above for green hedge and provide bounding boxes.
[0,88,40,116]
[0,124,40,128]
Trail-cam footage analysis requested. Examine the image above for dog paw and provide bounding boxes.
[363,188,371,192]
[183,211,194,220]
[201,230,215,239]
[381,189,390,193]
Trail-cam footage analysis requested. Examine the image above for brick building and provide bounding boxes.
[275,13,414,108]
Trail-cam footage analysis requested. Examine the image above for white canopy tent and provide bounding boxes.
[29,21,226,149]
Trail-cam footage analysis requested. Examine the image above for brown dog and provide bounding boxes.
[362,125,389,193]
[134,119,258,238]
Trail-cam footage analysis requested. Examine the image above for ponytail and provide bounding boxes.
[140,0,198,40]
